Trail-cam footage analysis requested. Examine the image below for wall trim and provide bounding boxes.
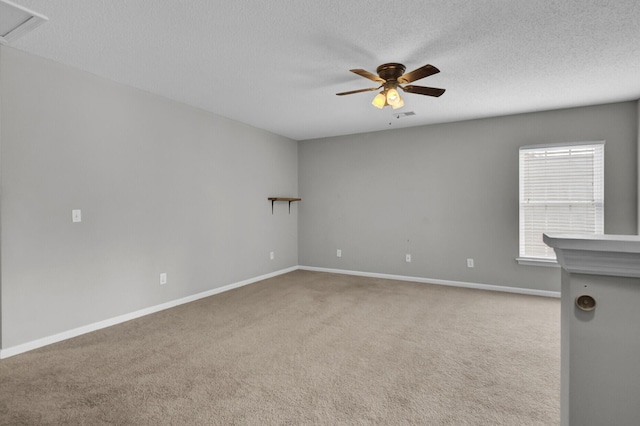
[1,264,559,359]
[298,265,561,298]
[0,266,297,359]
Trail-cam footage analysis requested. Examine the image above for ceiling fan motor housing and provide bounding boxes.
[376,63,406,82]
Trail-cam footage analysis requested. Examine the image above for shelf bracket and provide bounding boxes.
[268,197,301,215]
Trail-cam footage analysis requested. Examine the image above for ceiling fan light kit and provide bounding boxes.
[386,88,401,106]
[337,62,445,110]
[372,92,386,109]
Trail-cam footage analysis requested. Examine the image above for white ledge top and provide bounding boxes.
[543,233,640,278]
[543,233,640,253]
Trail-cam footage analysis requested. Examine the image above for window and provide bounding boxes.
[518,142,604,264]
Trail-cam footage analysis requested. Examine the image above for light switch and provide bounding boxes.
[72,209,82,223]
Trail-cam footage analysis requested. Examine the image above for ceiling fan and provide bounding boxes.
[336,63,445,109]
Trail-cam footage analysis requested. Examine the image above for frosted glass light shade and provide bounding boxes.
[391,97,404,109]
[386,88,401,106]
[372,92,386,109]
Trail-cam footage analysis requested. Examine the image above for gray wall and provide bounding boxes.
[0,48,3,347]
[0,47,298,349]
[299,102,638,292]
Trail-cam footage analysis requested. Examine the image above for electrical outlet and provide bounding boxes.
[160,273,167,285]
[270,251,275,260]
[467,258,474,268]
[337,249,342,258]
[406,254,412,263]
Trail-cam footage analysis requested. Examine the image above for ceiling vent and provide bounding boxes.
[393,111,416,119]
[0,0,47,44]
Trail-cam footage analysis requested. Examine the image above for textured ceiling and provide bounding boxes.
[7,0,640,140]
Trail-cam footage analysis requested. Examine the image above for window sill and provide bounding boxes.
[516,257,560,268]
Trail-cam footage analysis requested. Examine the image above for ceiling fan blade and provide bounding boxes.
[400,85,446,97]
[350,69,385,83]
[397,64,440,84]
[336,87,381,96]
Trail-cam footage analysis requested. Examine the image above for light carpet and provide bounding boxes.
[0,270,560,425]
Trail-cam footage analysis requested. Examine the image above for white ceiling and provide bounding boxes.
[7,0,640,141]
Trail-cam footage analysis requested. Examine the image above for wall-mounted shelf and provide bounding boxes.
[268,197,301,214]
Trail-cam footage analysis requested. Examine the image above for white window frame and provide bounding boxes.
[517,141,605,266]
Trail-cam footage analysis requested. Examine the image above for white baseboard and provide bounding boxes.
[1,265,559,359]
[0,266,298,359]
[297,265,561,298]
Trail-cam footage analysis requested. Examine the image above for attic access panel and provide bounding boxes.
[0,0,48,44]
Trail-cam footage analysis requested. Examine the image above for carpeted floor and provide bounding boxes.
[0,270,560,425]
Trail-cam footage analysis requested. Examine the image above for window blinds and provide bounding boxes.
[519,142,604,260]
